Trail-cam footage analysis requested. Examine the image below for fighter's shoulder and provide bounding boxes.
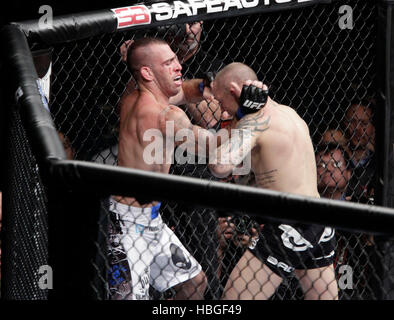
[273,103,309,133]
[249,103,289,137]
[273,101,294,114]
[235,110,272,142]
[271,102,303,122]
[160,104,187,120]
[127,92,162,116]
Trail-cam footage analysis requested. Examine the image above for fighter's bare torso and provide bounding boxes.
[247,99,319,198]
[115,90,184,206]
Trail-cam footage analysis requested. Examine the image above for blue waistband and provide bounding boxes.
[151,202,161,219]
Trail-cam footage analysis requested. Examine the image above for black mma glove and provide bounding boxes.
[236,85,269,120]
[198,71,215,94]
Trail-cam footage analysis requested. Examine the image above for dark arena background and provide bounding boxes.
[1,0,394,302]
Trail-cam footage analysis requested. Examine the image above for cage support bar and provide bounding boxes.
[13,0,332,44]
[50,159,394,236]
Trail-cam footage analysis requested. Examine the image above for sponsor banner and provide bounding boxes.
[111,0,330,30]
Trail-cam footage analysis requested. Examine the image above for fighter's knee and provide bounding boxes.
[193,270,208,291]
[174,271,207,300]
[188,270,208,299]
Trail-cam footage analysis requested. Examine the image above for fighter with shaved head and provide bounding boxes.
[108,37,216,300]
[208,62,339,300]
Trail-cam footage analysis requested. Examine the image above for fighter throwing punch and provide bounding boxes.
[208,62,338,300]
[108,37,216,300]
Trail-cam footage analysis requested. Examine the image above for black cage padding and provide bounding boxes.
[16,0,332,45]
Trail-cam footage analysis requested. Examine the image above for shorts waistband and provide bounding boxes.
[109,198,161,221]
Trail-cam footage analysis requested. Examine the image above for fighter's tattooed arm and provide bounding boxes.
[209,112,271,178]
[235,112,271,135]
[160,105,217,157]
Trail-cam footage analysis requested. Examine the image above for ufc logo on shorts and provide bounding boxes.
[112,6,151,29]
[242,100,264,109]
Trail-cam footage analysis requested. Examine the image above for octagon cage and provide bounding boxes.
[1,0,394,301]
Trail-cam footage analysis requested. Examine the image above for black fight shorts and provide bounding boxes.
[249,223,336,277]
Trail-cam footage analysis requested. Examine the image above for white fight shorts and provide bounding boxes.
[107,198,202,300]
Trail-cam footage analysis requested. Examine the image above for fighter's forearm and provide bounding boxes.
[208,128,253,178]
[185,101,221,129]
[176,125,216,158]
[170,79,204,105]
[183,79,205,104]
[175,123,231,165]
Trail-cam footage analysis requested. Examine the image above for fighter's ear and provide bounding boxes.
[229,81,242,100]
[211,80,216,92]
[140,66,154,81]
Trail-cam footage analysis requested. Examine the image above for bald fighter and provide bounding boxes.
[208,62,338,300]
[108,37,216,300]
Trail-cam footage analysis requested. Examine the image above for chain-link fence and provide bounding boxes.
[2,0,394,300]
[1,95,50,300]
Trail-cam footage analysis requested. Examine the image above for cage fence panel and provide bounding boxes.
[1,102,49,300]
[4,0,394,300]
